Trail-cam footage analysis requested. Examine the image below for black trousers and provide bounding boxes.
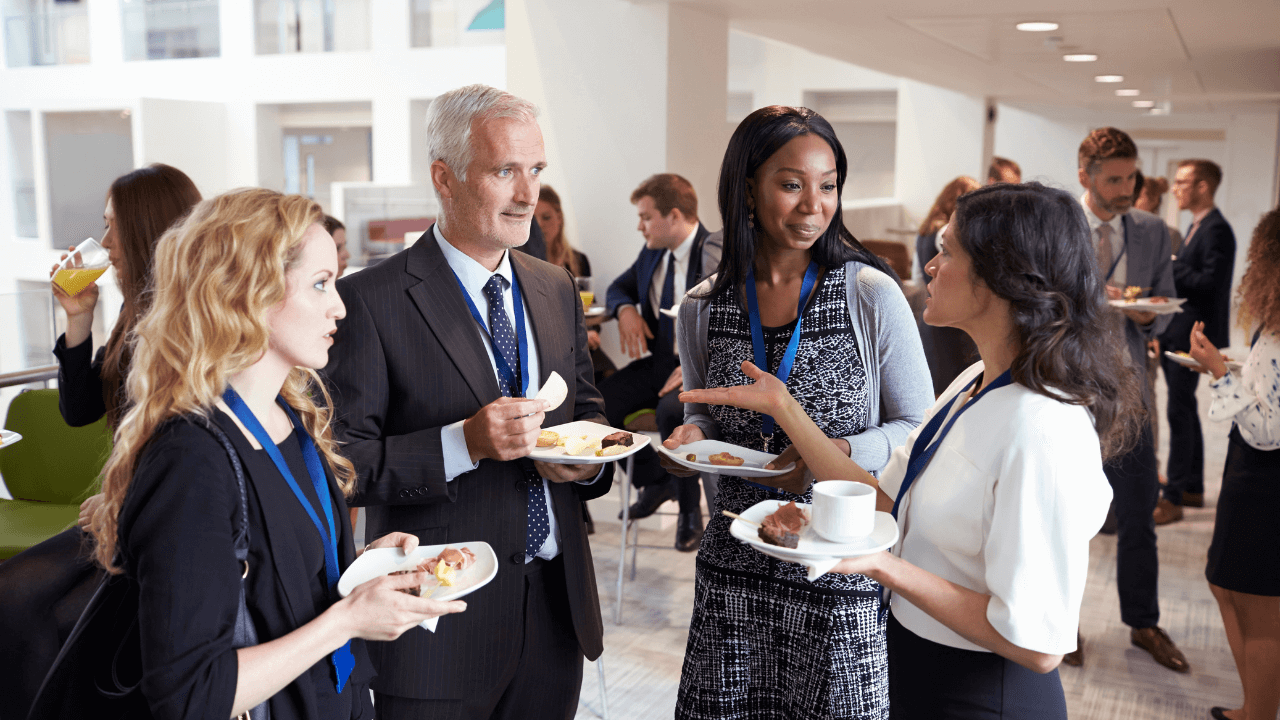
[887,613,1067,720]
[599,354,703,514]
[1104,422,1161,629]
[1160,355,1204,504]
[374,556,584,720]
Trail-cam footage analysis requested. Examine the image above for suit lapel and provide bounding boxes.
[405,226,502,407]
[687,223,710,286]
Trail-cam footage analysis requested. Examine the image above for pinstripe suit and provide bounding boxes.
[322,226,607,713]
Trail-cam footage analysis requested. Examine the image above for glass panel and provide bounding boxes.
[121,0,221,61]
[2,0,89,67]
[5,111,37,237]
[43,110,134,250]
[409,0,503,48]
[255,0,369,55]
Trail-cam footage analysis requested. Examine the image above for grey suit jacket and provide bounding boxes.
[321,229,607,700]
[1114,209,1177,388]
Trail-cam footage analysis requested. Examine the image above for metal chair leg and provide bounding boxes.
[596,656,609,719]
[614,457,633,624]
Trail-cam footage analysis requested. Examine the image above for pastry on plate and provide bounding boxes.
[537,430,560,447]
[709,451,745,467]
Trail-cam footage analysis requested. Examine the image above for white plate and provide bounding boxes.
[338,541,497,631]
[0,430,21,449]
[1163,349,1244,373]
[657,439,796,478]
[528,420,651,465]
[728,500,899,561]
[584,306,607,317]
[1108,297,1187,315]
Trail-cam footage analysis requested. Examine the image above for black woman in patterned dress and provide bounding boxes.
[662,106,933,719]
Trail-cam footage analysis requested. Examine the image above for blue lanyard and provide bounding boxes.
[744,261,820,443]
[452,267,529,397]
[891,369,1014,519]
[221,387,355,693]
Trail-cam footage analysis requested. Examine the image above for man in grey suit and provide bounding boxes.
[1065,127,1190,674]
[323,84,608,719]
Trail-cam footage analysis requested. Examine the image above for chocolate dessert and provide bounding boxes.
[757,501,809,549]
[601,431,634,448]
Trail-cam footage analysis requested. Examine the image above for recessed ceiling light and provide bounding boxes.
[1132,100,1155,108]
[1095,75,1124,83]
[1115,89,1141,96]
[1016,22,1059,32]
[1064,54,1098,62]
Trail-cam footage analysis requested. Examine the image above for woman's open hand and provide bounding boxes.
[679,361,791,416]
[1188,321,1228,379]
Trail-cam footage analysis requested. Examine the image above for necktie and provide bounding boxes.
[657,251,676,358]
[481,275,549,557]
[1183,219,1200,248]
[1096,224,1115,283]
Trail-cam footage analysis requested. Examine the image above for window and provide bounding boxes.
[6,111,37,237]
[804,90,898,201]
[122,0,221,61]
[410,0,503,48]
[255,0,369,54]
[43,110,134,249]
[2,0,89,67]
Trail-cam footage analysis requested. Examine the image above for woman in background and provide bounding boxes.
[1190,207,1280,720]
[914,176,981,396]
[0,164,201,718]
[322,215,352,277]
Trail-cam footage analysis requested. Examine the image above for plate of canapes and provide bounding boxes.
[657,439,797,478]
[727,500,899,561]
[1108,286,1186,314]
[338,541,498,631]
[529,421,651,464]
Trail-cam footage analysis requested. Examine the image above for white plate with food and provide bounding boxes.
[0,429,21,449]
[657,439,795,478]
[1108,296,1187,314]
[728,499,899,561]
[1164,349,1244,373]
[338,541,497,631]
[529,420,651,465]
[584,306,607,317]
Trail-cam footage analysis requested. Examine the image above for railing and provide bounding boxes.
[0,365,57,389]
[2,1,90,68]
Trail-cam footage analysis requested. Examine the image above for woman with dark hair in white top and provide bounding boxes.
[684,182,1145,719]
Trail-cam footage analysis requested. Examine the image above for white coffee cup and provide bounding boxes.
[812,480,876,543]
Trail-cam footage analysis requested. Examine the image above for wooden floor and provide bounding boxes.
[575,369,1265,720]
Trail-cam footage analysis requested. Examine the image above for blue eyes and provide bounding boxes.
[498,167,544,177]
[532,167,542,176]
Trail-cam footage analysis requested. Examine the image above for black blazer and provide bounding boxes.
[117,413,375,720]
[321,227,608,701]
[604,223,720,341]
[1160,207,1237,350]
[52,333,108,427]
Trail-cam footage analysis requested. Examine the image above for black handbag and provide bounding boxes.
[27,419,269,720]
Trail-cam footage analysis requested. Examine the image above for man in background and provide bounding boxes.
[987,156,1022,184]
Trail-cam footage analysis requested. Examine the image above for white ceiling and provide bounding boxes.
[672,0,1280,115]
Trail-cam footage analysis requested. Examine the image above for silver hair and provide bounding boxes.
[426,84,540,190]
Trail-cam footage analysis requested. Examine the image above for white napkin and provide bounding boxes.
[422,617,439,633]
[799,556,842,582]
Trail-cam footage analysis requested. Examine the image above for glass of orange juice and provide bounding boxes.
[575,276,593,311]
[52,238,110,297]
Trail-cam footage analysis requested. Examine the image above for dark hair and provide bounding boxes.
[1237,207,1280,332]
[987,157,1021,184]
[1178,159,1223,197]
[103,163,201,428]
[322,214,345,235]
[952,182,1143,460]
[701,106,891,300]
[631,173,698,220]
[1078,127,1138,175]
[537,184,583,276]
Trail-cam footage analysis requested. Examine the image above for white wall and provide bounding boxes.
[993,104,1087,194]
[893,79,984,225]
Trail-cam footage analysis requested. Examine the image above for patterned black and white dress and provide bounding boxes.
[676,264,889,720]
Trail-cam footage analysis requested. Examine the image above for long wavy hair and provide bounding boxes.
[952,182,1143,459]
[89,189,356,573]
[699,106,891,300]
[1237,207,1280,333]
[101,164,202,428]
[918,176,981,237]
[538,185,583,276]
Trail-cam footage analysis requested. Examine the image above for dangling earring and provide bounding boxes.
[747,210,755,224]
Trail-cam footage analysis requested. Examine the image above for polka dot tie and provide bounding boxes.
[482,275,549,558]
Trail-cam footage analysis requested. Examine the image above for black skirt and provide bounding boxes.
[1206,425,1280,596]
[887,612,1067,720]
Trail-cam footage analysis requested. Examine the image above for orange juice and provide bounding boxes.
[53,266,107,296]
[579,291,594,309]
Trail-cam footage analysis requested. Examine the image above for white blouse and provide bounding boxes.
[877,362,1112,655]
[1207,329,1280,451]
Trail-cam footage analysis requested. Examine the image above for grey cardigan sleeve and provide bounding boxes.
[842,266,933,474]
[677,277,721,441]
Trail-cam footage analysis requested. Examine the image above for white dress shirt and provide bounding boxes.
[645,224,698,316]
[877,362,1112,654]
[1082,195,1126,285]
[434,225,602,561]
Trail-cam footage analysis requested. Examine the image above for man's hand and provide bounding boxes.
[660,424,706,476]
[617,305,652,359]
[463,397,548,464]
[1104,285,1123,301]
[587,329,601,351]
[534,460,600,484]
[659,366,683,397]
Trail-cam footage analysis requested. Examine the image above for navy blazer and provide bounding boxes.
[1160,207,1236,350]
[604,223,722,339]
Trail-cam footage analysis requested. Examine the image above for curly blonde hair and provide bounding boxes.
[1237,207,1280,333]
[89,188,356,573]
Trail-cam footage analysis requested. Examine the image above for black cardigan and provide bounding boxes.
[117,412,376,720]
[52,333,109,427]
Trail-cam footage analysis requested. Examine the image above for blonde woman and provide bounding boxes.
[81,189,463,719]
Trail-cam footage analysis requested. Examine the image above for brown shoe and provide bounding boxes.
[1153,498,1184,525]
[1062,632,1084,666]
[1130,626,1190,673]
[1182,492,1205,508]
